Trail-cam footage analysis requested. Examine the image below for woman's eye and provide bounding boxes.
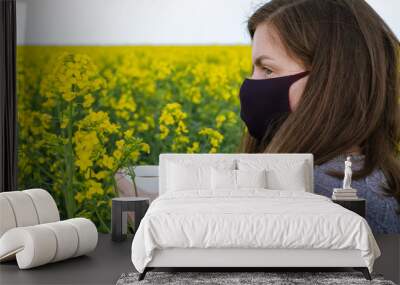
[263,67,273,76]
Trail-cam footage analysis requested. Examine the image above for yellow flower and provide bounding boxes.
[159,125,169,139]
[78,111,119,134]
[43,98,56,108]
[160,112,175,125]
[86,180,104,198]
[83,94,95,108]
[93,170,108,180]
[101,154,115,170]
[171,135,190,151]
[226,111,237,124]
[187,142,200,153]
[210,138,220,147]
[116,139,125,149]
[75,152,93,172]
[210,147,217,153]
[140,142,150,154]
[175,120,188,135]
[159,102,189,140]
[124,129,134,138]
[187,86,201,104]
[176,135,189,144]
[145,115,155,128]
[107,186,114,194]
[113,149,122,160]
[74,192,85,203]
[62,91,76,102]
[84,169,91,179]
[199,127,224,151]
[129,150,140,161]
[137,122,149,132]
[60,117,69,129]
[155,61,171,80]
[215,114,226,128]
[96,200,106,207]
[74,131,99,159]
[40,114,52,127]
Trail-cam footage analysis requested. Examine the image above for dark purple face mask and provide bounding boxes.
[239,70,310,141]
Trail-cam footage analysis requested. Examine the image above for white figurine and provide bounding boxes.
[343,156,352,189]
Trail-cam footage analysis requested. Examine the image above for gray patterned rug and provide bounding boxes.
[116,271,396,285]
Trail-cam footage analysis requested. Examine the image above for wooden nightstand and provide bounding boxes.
[332,198,366,218]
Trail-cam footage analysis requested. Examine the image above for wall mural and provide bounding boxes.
[16,45,251,232]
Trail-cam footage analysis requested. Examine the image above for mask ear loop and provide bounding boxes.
[285,70,310,82]
[284,70,310,111]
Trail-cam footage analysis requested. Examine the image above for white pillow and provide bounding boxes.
[211,168,236,190]
[237,159,308,191]
[266,165,307,191]
[236,169,267,188]
[211,168,268,190]
[167,162,212,191]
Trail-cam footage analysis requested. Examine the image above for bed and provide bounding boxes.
[131,153,381,281]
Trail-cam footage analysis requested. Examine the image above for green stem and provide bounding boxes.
[111,170,119,196]
[126,166,137,196]
[65,100,76,218]
[95,208,110,233]
[35,162,58,181]
[57,102,71,219]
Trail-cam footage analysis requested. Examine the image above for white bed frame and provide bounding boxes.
[139,153,371,280]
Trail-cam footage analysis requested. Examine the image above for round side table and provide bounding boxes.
[111,197,150,242]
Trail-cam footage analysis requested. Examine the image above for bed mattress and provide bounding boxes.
[131,189,380,273]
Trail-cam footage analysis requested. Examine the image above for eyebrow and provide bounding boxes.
[250,55,274,75]
[253,55,274,66]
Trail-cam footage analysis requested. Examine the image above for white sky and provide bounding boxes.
[16,0,400,45]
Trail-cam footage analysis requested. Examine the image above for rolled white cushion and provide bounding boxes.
[0,218,98,269]
[0,196,17,237]
[0,189,60,239]
[64,218,98,257]
[0,191,39,227]
[23,188,60,224]
[41,221,79,262]
[0,225,57,269]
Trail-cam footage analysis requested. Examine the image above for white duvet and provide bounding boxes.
[131,189,381,273]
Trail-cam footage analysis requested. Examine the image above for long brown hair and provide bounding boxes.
[237,0,400,213]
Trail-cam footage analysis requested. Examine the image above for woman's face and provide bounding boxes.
[251,23,309,112]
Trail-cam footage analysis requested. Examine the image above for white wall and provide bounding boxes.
[16,0,400,45]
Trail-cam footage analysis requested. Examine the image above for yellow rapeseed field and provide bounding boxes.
[16,45,252,232]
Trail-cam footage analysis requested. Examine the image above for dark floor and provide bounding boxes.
[0,233,134,285]
[1,233,398,285]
